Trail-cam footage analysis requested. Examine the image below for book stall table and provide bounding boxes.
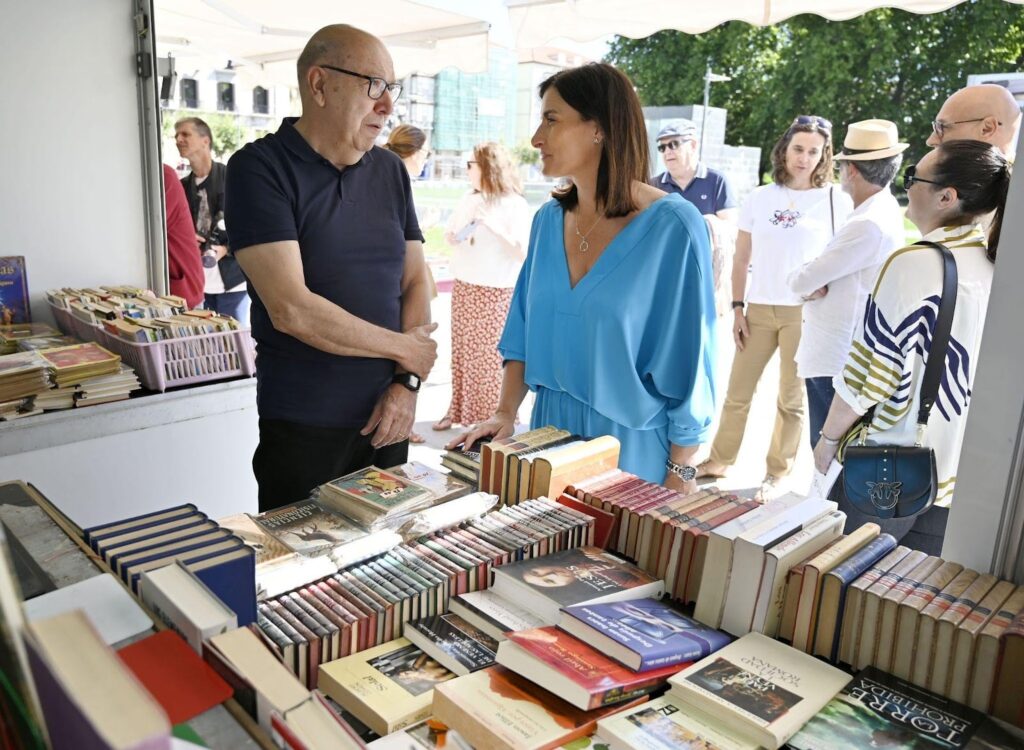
[0,480,273,750]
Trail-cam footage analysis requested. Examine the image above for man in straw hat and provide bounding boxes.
[787,119,908,449]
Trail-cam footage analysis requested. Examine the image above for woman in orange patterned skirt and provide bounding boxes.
[433,143,531,430]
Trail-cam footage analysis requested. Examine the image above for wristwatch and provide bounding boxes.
[665,459,697,482]
[392,373,422,392]
[731,300,746,310]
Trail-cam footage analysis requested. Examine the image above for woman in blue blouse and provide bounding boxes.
[448,63,717,493]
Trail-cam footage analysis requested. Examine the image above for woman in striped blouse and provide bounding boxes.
[813,140,1011,554]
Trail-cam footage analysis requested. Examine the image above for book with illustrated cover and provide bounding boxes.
[318,638,455,736]
[788,666,987,750]
[497,627,683,711]
[432,665,646,750]
[215,512,294,568]
[596,694,758,750]
[253,500,369,557]
[387,462,473,505]
[0,257,30,325]
[403,613,498,676]
[668,632,850,750]
[320,467,434,525]
[490,546,663,624]
[559,598,731,672]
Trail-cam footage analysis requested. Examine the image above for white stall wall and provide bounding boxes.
[1,1,150,324]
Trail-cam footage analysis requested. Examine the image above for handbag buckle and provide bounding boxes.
[915,423,925,448]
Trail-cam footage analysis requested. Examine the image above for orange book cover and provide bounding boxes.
[39,342,119,370]
[117,629,232,724]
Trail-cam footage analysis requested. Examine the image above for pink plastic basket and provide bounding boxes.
[97,327,256,392]
[48,302,104,343]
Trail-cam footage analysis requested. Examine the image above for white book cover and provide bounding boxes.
[597,694,758,750]
[806,460,843,500]
[23,572,152,646]
[720,498,836,637]
[694,493,808,628]
[139,562,236,652]
[668,633,851,750]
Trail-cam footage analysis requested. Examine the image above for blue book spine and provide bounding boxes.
[122,535,236,588]
[84,503,199,550]
[825,533,898,662]
[566,598,732,671]
[192,546,257,626]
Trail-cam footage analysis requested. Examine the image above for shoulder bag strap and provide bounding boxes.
[912,240,959,430]
[829,185,835,236]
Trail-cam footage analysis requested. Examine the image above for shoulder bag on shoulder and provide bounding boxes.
[840,240,957,519]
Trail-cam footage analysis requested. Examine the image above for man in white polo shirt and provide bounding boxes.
[786,119,908,448]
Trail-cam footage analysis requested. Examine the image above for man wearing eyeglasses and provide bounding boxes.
[650,119,737,314]
[225,24,438,512]
[927,83,1021,156]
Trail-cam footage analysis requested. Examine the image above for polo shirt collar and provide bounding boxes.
[277,117,374,169]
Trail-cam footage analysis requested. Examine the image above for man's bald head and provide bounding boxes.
[929,83,1022,154]
[296,25,386,99]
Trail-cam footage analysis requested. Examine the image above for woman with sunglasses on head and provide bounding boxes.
[384,123,435,443]
[696,116,853,499]
[813,140,1010,553]
[432,142,531,433]
[448,63,717,495]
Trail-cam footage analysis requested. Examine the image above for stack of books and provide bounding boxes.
[101,310,241,344]
[0,351,49,404]
[440,439,486,486]
[0,323,61,354]
[317,466,439,529]
[38,342,119,385]
[82,503,257,627]
[257,497,596,690]
[478,427,621,505]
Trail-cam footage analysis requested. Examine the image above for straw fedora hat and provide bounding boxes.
[834,119,909,161]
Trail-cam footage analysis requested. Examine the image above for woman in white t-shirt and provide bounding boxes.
[432,142,531,431]
[696,116,853,497]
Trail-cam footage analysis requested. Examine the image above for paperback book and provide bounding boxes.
[254,500,370,557]
[403,613,499,676]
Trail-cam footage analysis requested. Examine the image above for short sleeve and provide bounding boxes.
[717,174,738,211]
[737,186,760,232]
[225,148,297,251]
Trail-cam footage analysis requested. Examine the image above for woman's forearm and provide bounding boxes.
[821,394,862,441]
[495,360,529,420]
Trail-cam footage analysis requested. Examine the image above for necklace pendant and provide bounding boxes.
[579,238,589,253]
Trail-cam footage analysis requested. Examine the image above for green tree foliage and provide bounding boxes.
[606,0,1024,176]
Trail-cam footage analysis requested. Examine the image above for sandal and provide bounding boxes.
[432,416,453,431]
[694,459,728,480]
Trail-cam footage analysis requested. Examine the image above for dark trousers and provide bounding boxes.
[205,290,251,327]
[832,479,950,555]
[805,376,836,451]
[253,418,409,512]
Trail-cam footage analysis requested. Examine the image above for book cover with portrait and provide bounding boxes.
[0,257,30,325]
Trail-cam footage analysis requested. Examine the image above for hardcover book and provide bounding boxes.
[253,500,369,557]
[991,609,1024,725]
[0,257,30,324]
[318,638,455,736]
[890,559,964,681]
[432,665,646,750]
[320,467,434,524]
[403,613,498,676]
[948,580,1016,703]
[667,632,851,750]
[876,555,944,673]
[970,585,1024,712]
[498,626,684,711]
[855,550,929,671]
[559,597,731,671]
[929,573,998,695]
[596,694,758,750]
[490,546,663,624]
[788,666,987,750]
[911,568,979,688]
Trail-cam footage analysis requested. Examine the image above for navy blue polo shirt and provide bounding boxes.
[650,164,736,216]
[225,117,423,428]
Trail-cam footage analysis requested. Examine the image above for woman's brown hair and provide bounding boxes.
[383,123,426,159]
[930,139,1011,261]
[770,116,834,188]
[538,63,649,217]
[473,142,522,200]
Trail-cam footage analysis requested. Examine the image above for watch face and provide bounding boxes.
[409,374,421,388]
[681,465,697,481]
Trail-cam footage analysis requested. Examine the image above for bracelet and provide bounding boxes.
[818,430,841,446]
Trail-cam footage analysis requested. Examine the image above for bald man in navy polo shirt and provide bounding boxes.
[226,24,438,511]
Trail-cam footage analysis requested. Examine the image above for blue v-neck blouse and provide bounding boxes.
[498,194,718,483]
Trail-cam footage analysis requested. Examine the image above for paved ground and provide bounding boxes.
[409,286,815,500]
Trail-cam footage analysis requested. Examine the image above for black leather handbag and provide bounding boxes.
[841,241,957,520]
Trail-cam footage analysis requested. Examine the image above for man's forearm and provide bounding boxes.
[275,290,406,361]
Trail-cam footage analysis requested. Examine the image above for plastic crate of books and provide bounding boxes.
[97,326,256,392]
[47,301,104,343]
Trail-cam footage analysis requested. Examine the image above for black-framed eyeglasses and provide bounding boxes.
[903,164,945,190]
[657,139,691,153]
[466,160,477,169]
[931,117,990,139]
[317,64,402,101]
[792,115,832,131]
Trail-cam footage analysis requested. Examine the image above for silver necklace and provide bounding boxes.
[574,210,605,253]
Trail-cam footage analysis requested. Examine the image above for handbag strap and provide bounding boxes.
[912,240,959,427]
[829,186,835,236]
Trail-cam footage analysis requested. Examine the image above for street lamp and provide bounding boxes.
[699,60,732,162]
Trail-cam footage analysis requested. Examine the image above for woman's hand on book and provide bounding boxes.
[446,412,515,451]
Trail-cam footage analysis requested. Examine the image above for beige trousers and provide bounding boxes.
[709,303,805,477]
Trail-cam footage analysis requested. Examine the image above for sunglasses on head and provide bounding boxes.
[792,115,832,131]
[657,139,692,153]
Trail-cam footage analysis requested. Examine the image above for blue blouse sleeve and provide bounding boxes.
[497,206,545,364]
[640,208,718,446]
